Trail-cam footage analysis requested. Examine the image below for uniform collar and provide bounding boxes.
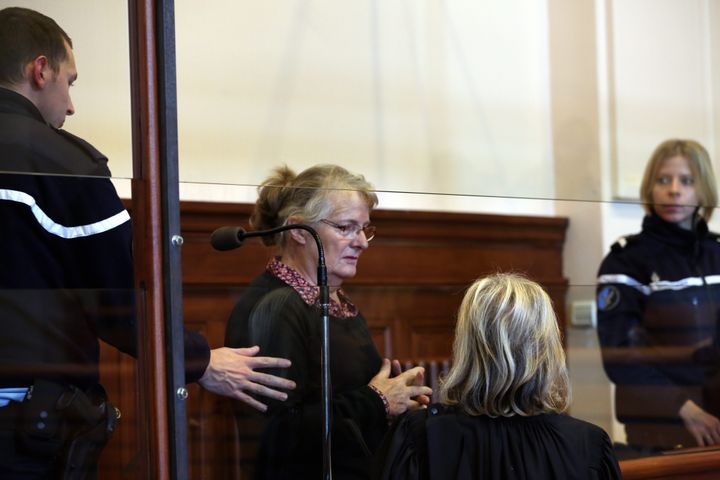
[643,213,707,250]
[0,87,48,125]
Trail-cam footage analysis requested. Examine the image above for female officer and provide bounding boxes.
[597,139,720,455]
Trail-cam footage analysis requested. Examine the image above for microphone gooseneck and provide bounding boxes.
[210,224,326,264]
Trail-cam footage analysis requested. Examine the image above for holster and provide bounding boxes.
[16,380,120,479]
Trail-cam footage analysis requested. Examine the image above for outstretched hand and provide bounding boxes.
[370,358,433,418]
[679,399,720,447]
[198,346,296,412]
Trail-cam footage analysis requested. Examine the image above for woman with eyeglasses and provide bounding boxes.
[225,164,432,479]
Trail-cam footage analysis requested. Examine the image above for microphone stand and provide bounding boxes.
[222,225,333,480]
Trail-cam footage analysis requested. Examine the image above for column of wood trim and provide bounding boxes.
[128,0,170,478]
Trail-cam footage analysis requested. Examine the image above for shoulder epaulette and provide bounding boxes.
[610,234,640,253]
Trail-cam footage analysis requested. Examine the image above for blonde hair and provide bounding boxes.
[640,139,718,222]
[251,164,378,246]
[439,273,570,417]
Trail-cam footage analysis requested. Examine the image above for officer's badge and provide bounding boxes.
[597,286,620,311]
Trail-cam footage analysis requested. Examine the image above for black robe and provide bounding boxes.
[375,404,621,480]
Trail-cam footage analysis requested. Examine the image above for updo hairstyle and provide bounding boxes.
[250,164,378,247]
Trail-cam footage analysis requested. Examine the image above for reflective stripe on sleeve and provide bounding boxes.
[598,274,651,295]
[0,188,130,239]
[598,273,719,295]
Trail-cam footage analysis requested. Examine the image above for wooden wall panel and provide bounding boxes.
[179,201,569,354]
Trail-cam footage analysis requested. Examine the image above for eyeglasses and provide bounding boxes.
[319,219,376,242]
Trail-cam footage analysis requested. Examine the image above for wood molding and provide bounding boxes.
[127,1,169,478]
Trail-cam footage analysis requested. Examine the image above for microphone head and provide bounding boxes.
[210,226,246,251]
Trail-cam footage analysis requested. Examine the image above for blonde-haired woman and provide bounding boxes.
[597,139,720,455]
[376,273,621,479]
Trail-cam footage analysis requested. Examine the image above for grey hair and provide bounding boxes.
[250,164,378,247]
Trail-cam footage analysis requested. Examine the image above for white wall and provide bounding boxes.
[173,0,556,214]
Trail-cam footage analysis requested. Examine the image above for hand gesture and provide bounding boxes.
[198,346,296,412]
[369,358,433,418]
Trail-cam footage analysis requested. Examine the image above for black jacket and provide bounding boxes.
[0,87,209,389]
[596,213,720,447]
[226,271,387,479]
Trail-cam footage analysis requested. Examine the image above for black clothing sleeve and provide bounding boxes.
[374,407,428,480]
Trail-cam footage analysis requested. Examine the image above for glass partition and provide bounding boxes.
[7,0,720,477]
[174,0,720,477]
[0,1,157,478]
[173,0,720,206]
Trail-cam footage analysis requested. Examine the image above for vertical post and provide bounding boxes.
[155,1,190,478]
[127,0,187,478]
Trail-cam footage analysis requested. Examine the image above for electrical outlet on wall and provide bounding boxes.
[571,300,596,328]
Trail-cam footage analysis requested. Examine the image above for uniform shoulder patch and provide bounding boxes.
[597,285,621,312]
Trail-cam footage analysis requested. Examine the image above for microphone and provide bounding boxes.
[210,226,246,251]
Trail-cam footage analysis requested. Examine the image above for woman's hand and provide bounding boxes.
[369,358,433,418]
[679,399,720,446]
